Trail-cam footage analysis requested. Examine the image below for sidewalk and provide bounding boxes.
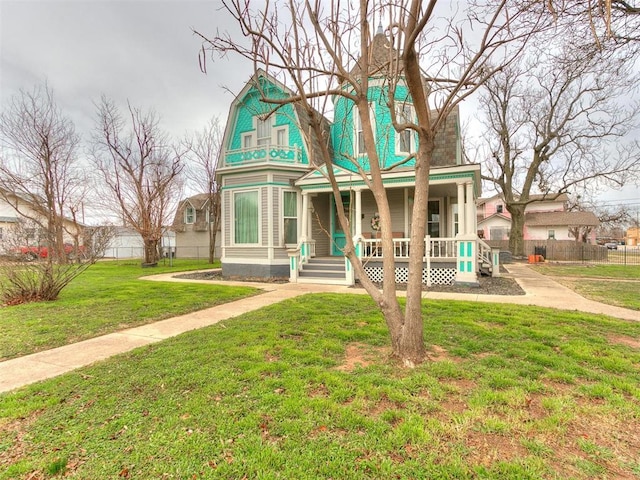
[1,265,638,393]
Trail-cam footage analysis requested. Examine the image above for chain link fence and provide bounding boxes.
[103,245,216,261]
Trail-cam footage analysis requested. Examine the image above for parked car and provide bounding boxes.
[604,242,618,250]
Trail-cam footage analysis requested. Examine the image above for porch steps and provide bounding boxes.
[298,257,348,285]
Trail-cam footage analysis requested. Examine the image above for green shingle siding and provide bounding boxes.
[228,81,309,166]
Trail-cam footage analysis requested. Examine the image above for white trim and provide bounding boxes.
[221,257,289,266]
[296,163,482,191]
[267,185,273,259]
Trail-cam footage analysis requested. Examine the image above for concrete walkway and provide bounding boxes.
[1,264,638,393]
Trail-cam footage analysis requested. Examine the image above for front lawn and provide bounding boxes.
[531,263,640,311]
[532,263,640,279]
[0,260,259,360]
[2,294,639,479]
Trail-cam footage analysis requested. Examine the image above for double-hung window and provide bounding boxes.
[256,116,272,148]
[283,191,298,245]
[184,206,195,224]
[396,103,415,154]
[276,127,287,147]
[242,133,253,149]
[234,191,259,244]
[354,104,375,155]
[427,200,440,237]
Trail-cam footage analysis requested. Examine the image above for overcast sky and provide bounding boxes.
[0,0,249,142]
[1,0,638,213]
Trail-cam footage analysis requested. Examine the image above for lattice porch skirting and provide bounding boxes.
[363,265,457,285]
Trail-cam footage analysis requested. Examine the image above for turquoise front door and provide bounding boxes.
[332,192,351,255]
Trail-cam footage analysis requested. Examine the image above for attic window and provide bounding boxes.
[396,103,415,154]
[496,204,503,214]
[256,116,272,147]
[185,206,195,224]
[354,104,376,155]
[276,127,288,147]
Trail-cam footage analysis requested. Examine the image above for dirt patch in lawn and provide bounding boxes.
[607,334,640,349]
[335,342,390,372]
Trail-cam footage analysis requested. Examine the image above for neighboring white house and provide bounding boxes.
[102,226,176,259]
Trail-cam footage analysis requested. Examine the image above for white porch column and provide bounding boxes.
[354,189,362,238]
[465,181,475,235]
[457,182,466,235]
[455,233,479,286]
[300,192,309,242]
[354,189,363,259]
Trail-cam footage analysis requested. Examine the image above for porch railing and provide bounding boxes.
[358,236,499,277]
[359,236,457,260]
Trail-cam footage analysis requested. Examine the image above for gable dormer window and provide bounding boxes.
[276,126,288,147]
[184,205,195,224]
[256,116,272,147]
[354,104,376,155]
[396,103,416,154]
[242,133,253,149]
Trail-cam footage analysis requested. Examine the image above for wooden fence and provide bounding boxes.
[485,240,640,265]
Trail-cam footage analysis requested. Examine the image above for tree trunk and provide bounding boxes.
[209,229,217,264]
[508,205,526,257]
[208,193,220,264]
[143,239,159,265]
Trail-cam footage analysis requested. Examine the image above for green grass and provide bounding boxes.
[532,263,640,279]
[0,259,258,360]
[558,279,640,311]
[2,294,640,479]
[531,263,640,311]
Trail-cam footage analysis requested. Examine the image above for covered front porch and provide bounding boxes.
[288,164,499,285]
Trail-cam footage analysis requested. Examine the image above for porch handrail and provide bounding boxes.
[477,238,493,267]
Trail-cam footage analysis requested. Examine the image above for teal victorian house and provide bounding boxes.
[217,31,499,285]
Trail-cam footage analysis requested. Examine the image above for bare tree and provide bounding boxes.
[182,117,223,264]
[92,97,184,266]
[197,0,550,365]
[476,39,640,257]
[551,0,640,46]
[0,83,86,264]
[0,83,109,304]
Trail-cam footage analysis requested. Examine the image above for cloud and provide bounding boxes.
[0,0,250,140]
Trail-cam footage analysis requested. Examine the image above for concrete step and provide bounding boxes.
[299,256,347,282]
[299,270,345,279]
[306,257,344,266]
[302,263,346,272]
